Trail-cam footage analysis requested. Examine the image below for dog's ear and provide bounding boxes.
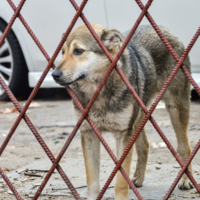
[101,29,125,54]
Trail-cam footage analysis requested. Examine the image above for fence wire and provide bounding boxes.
[0,0,200,199]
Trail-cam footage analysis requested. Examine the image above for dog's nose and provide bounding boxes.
[52,68,62,81]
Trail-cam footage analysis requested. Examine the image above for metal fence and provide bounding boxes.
[0,0,200,199]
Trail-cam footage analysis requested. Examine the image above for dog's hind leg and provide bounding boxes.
[132,127,149,187]
[115,131,134,200]
[164,91,193,190]
[81,131,100,200]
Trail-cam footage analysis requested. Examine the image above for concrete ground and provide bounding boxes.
[0,94,200,199]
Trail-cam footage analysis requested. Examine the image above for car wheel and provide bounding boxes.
[0,19,29,101]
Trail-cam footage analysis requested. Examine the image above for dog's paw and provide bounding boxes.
[178,178,194,190]
[132,176,143,187]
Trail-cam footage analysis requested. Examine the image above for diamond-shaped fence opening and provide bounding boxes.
[0,0,200,199]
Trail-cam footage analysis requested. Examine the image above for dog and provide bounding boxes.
[52,24,192,200]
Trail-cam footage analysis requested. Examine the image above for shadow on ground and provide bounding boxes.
[34,88,71,100]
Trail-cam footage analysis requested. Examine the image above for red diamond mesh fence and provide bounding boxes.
[0,0,200,199]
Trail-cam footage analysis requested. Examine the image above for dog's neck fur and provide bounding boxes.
[70,49,131,110]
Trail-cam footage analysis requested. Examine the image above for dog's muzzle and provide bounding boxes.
[52,67,63,82]
[52,66,86,85]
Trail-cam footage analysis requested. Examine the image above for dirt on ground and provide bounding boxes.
[0,96,200,199]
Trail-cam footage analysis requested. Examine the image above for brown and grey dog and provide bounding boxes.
[52,24,193,200]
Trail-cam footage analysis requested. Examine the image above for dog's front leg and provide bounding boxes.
[115,131,134,200]
[81,131,100,200]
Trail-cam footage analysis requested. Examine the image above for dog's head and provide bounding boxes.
[52,24,125,85]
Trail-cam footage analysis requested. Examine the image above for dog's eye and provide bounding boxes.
[73,48,85,55]
[62,50,64,55]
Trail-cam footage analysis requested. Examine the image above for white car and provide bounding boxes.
[0,0,199,100]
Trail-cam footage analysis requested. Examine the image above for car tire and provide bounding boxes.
[0,19,29,101]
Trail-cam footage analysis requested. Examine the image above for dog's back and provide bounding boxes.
[126,25,190,70]
[125,25,191,104]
